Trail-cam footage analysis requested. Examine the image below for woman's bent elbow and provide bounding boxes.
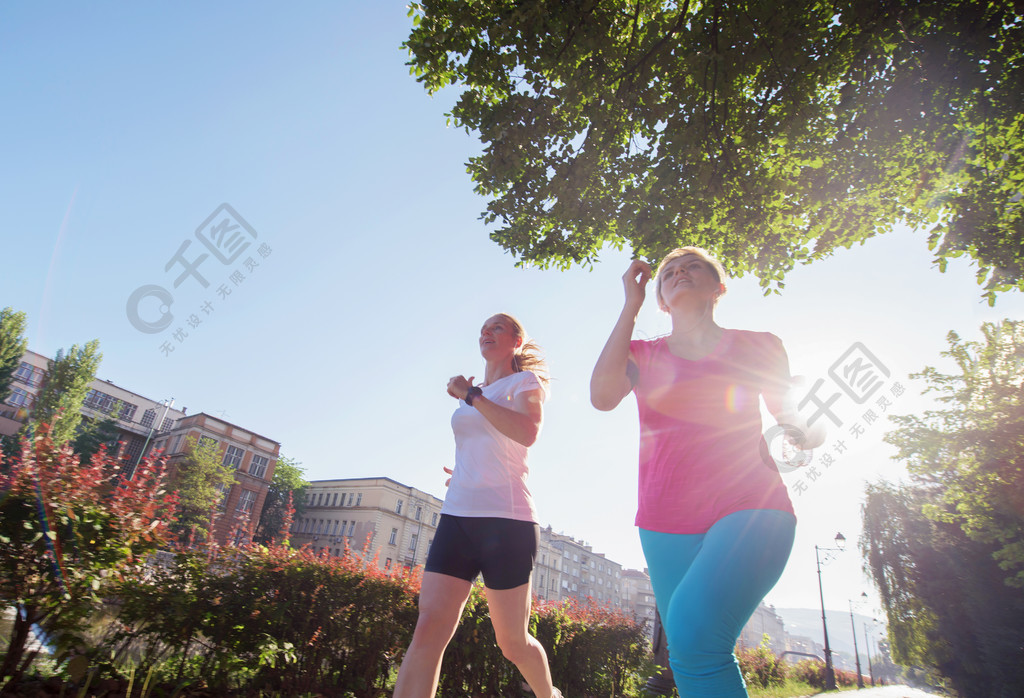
[590,393,621,411]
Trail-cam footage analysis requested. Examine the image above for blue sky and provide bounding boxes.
[3,2,1022,620]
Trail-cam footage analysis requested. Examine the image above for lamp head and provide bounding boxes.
[835,532,846,550]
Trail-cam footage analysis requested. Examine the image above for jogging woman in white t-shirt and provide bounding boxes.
[393,313,562,698]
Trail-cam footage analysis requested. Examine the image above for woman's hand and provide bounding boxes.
[623,259,652,312]
[590,260,649,411]
[774,376,828,450]
[446,375,475,400]
[442,465,453,487]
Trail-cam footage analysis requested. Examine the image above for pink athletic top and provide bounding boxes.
[630,330,795,534]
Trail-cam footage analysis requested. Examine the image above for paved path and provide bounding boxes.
[820,686,946,697]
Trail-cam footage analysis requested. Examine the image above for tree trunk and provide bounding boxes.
[0,604,36,693]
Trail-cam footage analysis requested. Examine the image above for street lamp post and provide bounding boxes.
[849,599,864,688]
[815,532,845,691]
[863,621,875,686]
[131,397,173,479]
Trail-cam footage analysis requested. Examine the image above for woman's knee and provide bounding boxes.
[495,632,537,664]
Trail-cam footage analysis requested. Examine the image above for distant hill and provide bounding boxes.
[775,607,877,665]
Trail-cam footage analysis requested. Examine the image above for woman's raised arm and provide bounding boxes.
[591,259,650,411]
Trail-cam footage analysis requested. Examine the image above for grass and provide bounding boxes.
[747,681,821,698]
[748,681,863,697]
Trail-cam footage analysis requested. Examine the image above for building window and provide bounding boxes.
[395,499,403,515]
[385,558,392,570]
[415,506,422,521]
[118,401,137,422]
[122,436,144,464]
[14,362,44,387]
[249,454,269,479]
[431,512,438,526]
[331,521,339,535]
[7,387,32,408]
[409,534,418,551]
[217,483,231,510]
[236,489,257,514]
[389,528,398,545]
[355,493,362,506]
[140,409,156,429]
[347,521,355,536]
[348,493,355,506]
[222,445,245,469]
[332,492,339,507]
[159,417,175,433]
[84,389,118,414]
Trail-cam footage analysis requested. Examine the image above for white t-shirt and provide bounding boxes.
[441,370,546,522]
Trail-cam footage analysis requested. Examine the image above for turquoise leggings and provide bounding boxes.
[639,509,796,697]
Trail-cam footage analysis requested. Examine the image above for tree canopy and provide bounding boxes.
[862,319,1024,696]
[405,0,1024,301]
[169,436,236,542]
[254,456,308,546]
[884,319,1024,587]
[28,339,102,447]
[0,307,28,405]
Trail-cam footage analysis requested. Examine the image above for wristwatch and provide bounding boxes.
[465,385,483,407]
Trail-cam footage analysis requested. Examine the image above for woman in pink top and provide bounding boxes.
[591,248,824,697]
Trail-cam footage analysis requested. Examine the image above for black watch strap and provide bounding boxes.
[465,385,483,406]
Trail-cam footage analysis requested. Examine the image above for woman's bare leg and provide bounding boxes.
[393,571,473,698]
[485,579,559,698]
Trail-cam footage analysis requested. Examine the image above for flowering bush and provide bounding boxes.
[0,424,176,686]
[112,539,420,697]
[737,635,787,688]
[789,658,859,689]
[535,597,650,697]
[3,448,652,696]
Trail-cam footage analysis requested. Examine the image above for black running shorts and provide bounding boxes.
[424,514,539,590]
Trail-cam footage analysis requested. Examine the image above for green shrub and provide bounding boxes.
[737,635,787,688]
[0,425,176,686]
[112,541,419,697]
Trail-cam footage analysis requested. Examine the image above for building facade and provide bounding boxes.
[1,349,279,544]
[620,568,658,638]
[157,413,280,543]
[292,477,445,572]
[738,603,788,654]
[0,350,188,462]
[532,527,624,610]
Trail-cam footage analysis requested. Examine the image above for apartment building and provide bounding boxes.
[292,477,444,572]
[1,350,187,458]
[156,412,281,543]
[0,349,280,545]
[738,603,787,654]
[620,568,658,638]
[533,527,624,610]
